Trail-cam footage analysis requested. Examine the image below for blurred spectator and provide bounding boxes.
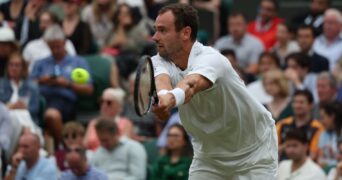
[220,49,254,84]
[4,133,58,180]
[23,11,76,72]
[89,119,147,180]
[312,72,337,119]
[318,102,342,171]
[291,0,330,36]
[277,129,326,180]
[327,139,342,180]
[61,144,108,180]
[272,23,300,67]
[122,73,157,142]
[55,122,86,171]
[214,12,264,75]
[30,25,93,148]
[84,88,134,151]
[149,124,192,180]
[263,69,293,122]
[276,90,325,161]
[81,0,116,48]
[313,9,342,71]
[0,102,12,156]
[297,24,329,73]
[14,0,46,47]
[247,0,283,50]
[62,0,94,55]
[247,52,281,104]
[285,52,318,102]
[0,0,26,28]
[0,27,19,77]
[0,52,40,124]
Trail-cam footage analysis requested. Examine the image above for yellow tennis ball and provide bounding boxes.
[71,68,89,84]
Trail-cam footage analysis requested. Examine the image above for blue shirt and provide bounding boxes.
[15,157,58,180]
[30,55,93,102]
[60,166,108,180]
[313,33,342,70]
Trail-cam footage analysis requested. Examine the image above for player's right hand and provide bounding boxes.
[152,94,174,121]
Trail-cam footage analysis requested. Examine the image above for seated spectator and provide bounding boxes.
[30,25,93,148]
[0,52,40,124]
[89,119,147,180]
[61,144,108,180]
[312,72,338,119]
[277,90,325,161]
[297,25,329,73]
[327,139,342,180]
[0,0,26,28]
[247,52,281,104]
[263,69,293,122]
[318,102,342,170]
[23,11,76,72]
[313,9,342,71]
[4,133,58,180]
[62,0,94,55]
[285,52,318,102]
[277,129,326,180]
[14,0,46,47]
[149,124,192,180]
[122,73,157,142]
[84,88,134,150]
[55,121,86,171]
[214,12,264,75]
[0,27,19,77]
[247,0,283,50]
[81,0,116,48]
[291,0,330,36]
[272,23,300,67]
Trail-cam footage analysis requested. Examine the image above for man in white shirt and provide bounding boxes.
[313,8,342,71]
[214,12,264,75]
[278,129,326,180]
[152,4,277,179]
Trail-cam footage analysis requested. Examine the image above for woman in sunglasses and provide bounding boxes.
[84,88,135,151]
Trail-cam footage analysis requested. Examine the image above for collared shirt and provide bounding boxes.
[277,159,326,180]
[313,33,342,70]
[15,157,59,180]
[30,55,93,102]
[214,33,264,68]
[88,137,147,180]
[60,165,108,180]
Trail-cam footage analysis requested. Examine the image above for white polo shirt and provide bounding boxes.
[152,41,277,174]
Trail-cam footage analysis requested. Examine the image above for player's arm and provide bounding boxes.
[155,73,173,92]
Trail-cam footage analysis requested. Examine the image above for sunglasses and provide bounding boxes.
[63,132,82,140]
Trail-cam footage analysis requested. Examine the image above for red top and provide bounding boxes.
[248,17,283,50]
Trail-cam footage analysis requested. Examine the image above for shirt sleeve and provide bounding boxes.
[152,56,170,77]
[127,141,147,180]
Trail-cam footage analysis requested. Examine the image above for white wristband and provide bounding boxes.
[168,88,185,107]
[158,89,169,95]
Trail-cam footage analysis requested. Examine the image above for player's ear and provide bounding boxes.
[181,26,192,41]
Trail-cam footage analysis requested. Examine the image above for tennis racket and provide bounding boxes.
[134,55,159,116]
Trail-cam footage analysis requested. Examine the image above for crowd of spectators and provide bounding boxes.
[0,0,342,179]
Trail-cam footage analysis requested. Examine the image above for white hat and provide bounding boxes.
[0,27,16,42]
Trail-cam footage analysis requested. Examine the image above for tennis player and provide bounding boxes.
[151,4,278,180]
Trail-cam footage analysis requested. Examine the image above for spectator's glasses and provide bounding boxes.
[167,133,182,138]
[63,132,81,140]
[100,99,114,106]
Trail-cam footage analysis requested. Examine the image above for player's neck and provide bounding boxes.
[173,41,194,71]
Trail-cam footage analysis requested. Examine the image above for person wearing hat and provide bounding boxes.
[0,27,19,77]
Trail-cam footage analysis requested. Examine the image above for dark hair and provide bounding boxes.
[95,118,118,134]
[286,52,311,69]
[261,0,279,11]
[5,51,28,79]
[158,3,198,41]
[66,145,87,161]
[284,129,309,144]
[228,12,247,23]
[220,49,236,59]
[112,3,135,31]
[258,52,281,68]
[297,24,316,37]
[311,0,331,7]
[293,89,314,104]
[167,124,193,157]
[320,101,342,136]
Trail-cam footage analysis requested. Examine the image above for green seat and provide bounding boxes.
[38,95,46,128]
[142,138,159,166]
[76,55,112,113]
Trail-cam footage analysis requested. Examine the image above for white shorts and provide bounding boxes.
[189,124,278,180]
